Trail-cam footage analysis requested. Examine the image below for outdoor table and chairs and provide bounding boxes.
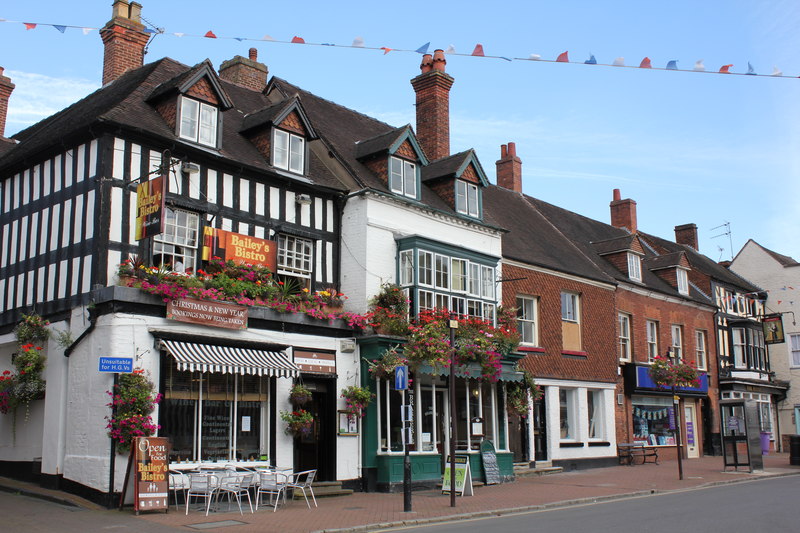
[216,471,255,515]
[255,469,290,512]
[286,469,318,509]
[184,472,220,516]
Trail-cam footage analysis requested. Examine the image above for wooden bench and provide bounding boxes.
[617,442,659,465]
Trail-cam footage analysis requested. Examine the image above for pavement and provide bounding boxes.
[1,454,798,533]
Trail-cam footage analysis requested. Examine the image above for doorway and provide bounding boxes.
[294,377,336,480]
[533,398,548,462]
[684,403,699,458]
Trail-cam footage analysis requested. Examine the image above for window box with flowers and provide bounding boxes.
[280,409,314,437]
[367,283,410,336]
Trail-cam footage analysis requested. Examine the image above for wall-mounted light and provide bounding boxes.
[296,193,312,206]
[181,161,200,175]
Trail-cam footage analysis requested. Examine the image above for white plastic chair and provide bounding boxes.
[185,473,219,516]
[255,470,288,512]
[216,472,254,515]
[286,469,317,509]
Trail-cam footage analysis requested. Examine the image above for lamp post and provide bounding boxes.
[448,314,458,508]
[668,352,684,481]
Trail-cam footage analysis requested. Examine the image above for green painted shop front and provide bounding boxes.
[358,336,521,492]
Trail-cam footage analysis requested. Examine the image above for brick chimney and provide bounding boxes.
[219,48,269,92]
[0,67,14,139]
[610,188,637,233]
[100,0,149,86]
[496,142,522,192]
[675,223,699,251]
[410,49,454,161]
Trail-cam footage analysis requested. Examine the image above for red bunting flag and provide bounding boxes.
[380,47,392,55]
[556,51,569,62]
[204,30,217,38]
[291,36,305,43]
[778,300,782,305]
[472,44,485,57]
[719,64,733,73]
[639,57,652,68]
[24,22,37,30]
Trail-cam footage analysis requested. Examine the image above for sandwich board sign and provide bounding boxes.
[441,455,473,496]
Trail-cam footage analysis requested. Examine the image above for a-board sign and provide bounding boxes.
[441,455,473,496]
[133,437,169,513]
[480,440,501,485]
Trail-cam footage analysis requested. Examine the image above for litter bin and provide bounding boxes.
[790,435,800,466]
[760,432,771,455]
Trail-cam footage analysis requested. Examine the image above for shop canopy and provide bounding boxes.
[161,339,300,378]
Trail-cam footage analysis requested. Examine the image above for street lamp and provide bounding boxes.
[449,314,458,508]
[667,349,684,481]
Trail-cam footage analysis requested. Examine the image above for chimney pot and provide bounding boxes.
[675,223,699,251]
[500,144,507,158]
[129,2,142,22]
[420,54,433,74]
[219,50,269,92]
[432,49,446,71]
[101,0,148,85]
[249,48,258,60]
[609,189,637,233]
[508,141,516,157]
[613,188,621,201]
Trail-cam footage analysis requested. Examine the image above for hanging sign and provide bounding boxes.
[293,349,336,374]
[763,314,785,344]
[133,437,169,513]
[134,175,166,240]
[202,227,277,271]
[441,455,473,496]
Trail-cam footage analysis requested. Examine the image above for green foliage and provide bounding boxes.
[340,385,374,417]
[105,371,161,453]
[14,314,51,344]
[649,356,700,388]
[364,345,407,380]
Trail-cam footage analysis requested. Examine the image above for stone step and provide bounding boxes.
[290,481,353,499]
[513,464,563,477]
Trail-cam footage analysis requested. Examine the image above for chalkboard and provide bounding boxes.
[480,440,501,485]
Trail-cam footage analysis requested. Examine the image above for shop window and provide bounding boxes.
[153,207,199,274]
[632,396,675,446]
[159,357,268,462]
[619,313,632,362]
[587,390,604,440]
[559,389,575,440]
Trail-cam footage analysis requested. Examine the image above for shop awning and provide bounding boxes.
[417,362,524,382]
[161,339,300,378]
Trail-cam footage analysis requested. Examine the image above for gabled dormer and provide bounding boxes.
[592,234,645,282]
[355,125,428,200]
[421,149,489,219]
[646,251,692,295]
[240,96,317,176]
[147,60,233,149]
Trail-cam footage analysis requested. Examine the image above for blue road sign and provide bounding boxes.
[394,365,408,390]
[98,357,134,373]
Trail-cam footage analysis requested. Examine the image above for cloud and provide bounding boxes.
[5,70,99,136]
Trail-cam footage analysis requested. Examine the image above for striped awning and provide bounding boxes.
[161,339,300,378]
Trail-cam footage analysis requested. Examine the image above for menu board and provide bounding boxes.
[480,440,501,485]
[133,437,169,513]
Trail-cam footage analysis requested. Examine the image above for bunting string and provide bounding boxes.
[1,16,797,79]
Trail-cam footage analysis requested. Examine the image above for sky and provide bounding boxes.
[2,1,800,263]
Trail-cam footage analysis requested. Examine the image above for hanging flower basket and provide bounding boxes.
[280,409,314,437]
[340,385,374,418]
[289,384,312,406]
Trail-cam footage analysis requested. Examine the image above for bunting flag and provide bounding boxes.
[0,17,797,79]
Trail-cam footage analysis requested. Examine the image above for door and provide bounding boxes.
[533,398,548,462]
[294,377,336,480]
[684,403,699,458]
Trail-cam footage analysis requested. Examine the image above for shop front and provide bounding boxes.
[623,364,709,457]
[359,338,522,492]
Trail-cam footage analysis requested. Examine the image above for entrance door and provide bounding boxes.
[294,378,335,480]
[684,403,699,458]
[533,398,547,462]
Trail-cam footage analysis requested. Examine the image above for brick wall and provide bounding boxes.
[396,140,417,160]
[502,263,618,383]
[186,78,220,106]
[100,22,149,85]
[410,70,454,161]
[277,110,307,136]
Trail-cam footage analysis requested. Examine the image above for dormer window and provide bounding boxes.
[627,252,642,282]
[390,156,417,198]
[273,129,305,174]
[677,268,689,295]
[179,96,218,147]
[455,179,480,217]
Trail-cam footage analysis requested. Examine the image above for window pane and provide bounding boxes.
[559,389,572,439]
[561,292,577,321]
[451,259,467,292]
[273,130,289,170]
[278,234,313,277]
[404,161,416,197]
[399,250,413,286]
[198,103,217,146]
[153,207,199,273]
[435,255,449,289]
[180,98,199,141]
[469,263,481,296]
[481,266,494,299]
[289,135,304,174]
[455,180,467,214]
[418,251,433,286]
[467,184,479,217]
[517,297,536,345]
[390,157,403,193]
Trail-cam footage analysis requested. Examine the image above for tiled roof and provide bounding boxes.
[754,241,800,267]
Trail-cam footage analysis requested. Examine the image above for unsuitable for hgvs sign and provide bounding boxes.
[98,357,134,373]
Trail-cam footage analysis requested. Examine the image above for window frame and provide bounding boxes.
[152,207,200,274]
[559,388,576,441]
[273,129,306,174]
[561,292,579,323]
[517,296,538,346]
[670,324,683,362]
[389,156,418,199]
[277,233,313,279]
[646,320,659,363]
[677,268,689,295]
[178,96,218,148]
[587,389,604,440]
[791,334,800,368]
[455,179,480,218]
[619,313,632,362]
[695,330,708,370]
[627,253,642,282]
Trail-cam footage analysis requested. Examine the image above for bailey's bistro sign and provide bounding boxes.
[203,227,277,271]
